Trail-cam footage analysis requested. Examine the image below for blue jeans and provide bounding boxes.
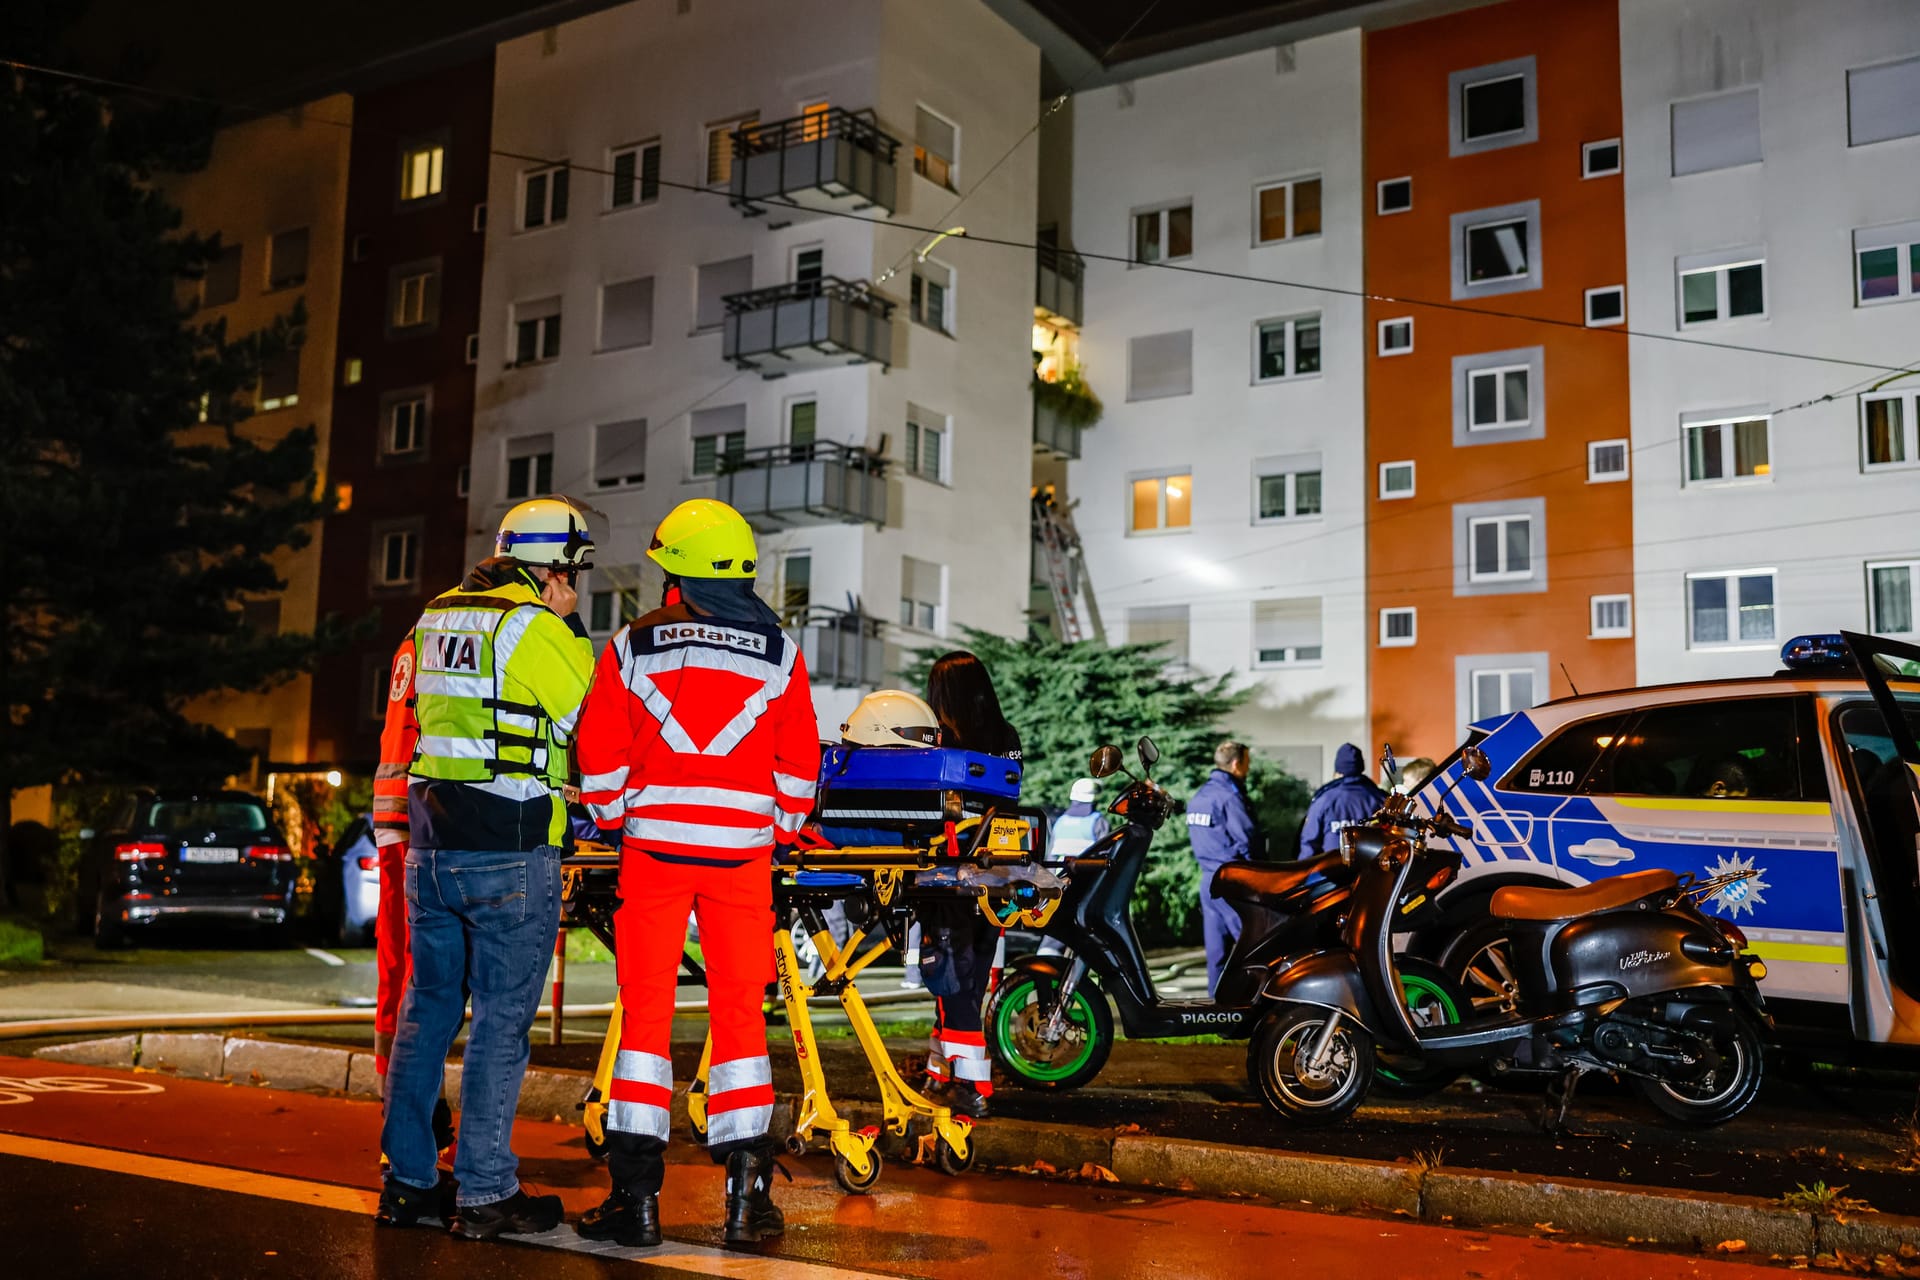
[382,845,561,1207]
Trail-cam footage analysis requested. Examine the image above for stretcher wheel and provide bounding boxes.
[834,1148,882,1194]
[934,1132,976,1177]
[784,1133,807,1157]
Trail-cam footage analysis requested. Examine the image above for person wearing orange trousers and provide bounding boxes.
[574,499,819,1249]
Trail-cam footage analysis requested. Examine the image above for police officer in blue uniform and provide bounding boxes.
[1186,742,1260,995]
[1298,743,1387,857]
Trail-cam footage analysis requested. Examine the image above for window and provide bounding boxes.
[1253,597,1322,667]
[690,404,746,477]
[1854,222,1920,305]
[1590,594,1633,638]
[1687,569,1776,647]
[1671,88,1762,176]
[1468,513,1533,583]
[695,256,753,332]
[904,403,946,483]
[1129,472,1192,535]
[788,399,817,451]
[1869,560,1919,635]
[1126,604,1189,665]
[1378,317,1413,355]
[600,276,654,350]
[267,228,308,290]
[400,143,444,201]
[384,394,427,457]
[792,246,823,284]
[799,102,831,141]
[257,345,301,411]
[1678,253,1766,325]
[1466,217,1529,284]
[375,526,420,589]
[1582,138,1621,178]
[1380,607,1417,647]
[1470,668,1536,721]
[1862,389,1920,470]
[610,140,661,209]
[1377,177,1411,215]
[1584,285,1625,327]
[1126,330,1192,401]
[512,296,562,365]
[1452,201,1540,299]
[1588,438,1629,482]
[1600,698,1806,800]
[1254,177,1320,245]
[588,586,642,635]
[707,116,757,186]
[1254,313,1321,382]
[1467,364,1530,431]
[521,164,570,229]
[913,106,957,189]
[910,260,953,333]
[505,433,554,499]
[1379,461,1415,500]
[1848,55,1920,147]
[1450,57,1536,155]
[1505,712,1631,794]
[1683,413,1770,485]
[1132,202,1193,264]
[900,556,944,633]
[389,261,440,332]
[594,418,646,489]
[780,553,812,625]
[1253,454,1321,523]
[201,244,242,308]
[342,357,363,386]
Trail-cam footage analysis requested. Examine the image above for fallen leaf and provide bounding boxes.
[1113,1122,1144,1135]
[1533,1223,1563,1235]
[1717,1241,1749,1254]
[1032,1159,1057,1176]
[1464,1246,1492,1253]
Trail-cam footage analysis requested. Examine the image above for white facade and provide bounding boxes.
[474,0,1039,729]
[1064,34,1369,783]
[1622,0,1920,685]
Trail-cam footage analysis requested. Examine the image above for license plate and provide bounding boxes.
[182,846,239,864]
[986,818,1030,852]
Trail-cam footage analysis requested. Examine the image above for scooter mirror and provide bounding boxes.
[1137,736,1160,768]
[1090,745,1124,778]
[1461,745,1492,781]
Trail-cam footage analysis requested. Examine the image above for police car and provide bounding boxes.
[1407,632,1920,1062]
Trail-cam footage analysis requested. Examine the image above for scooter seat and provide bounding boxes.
[1489,869,1680,922]
[1210,853,1341,907]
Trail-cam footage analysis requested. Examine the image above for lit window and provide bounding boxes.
[706,116,757,186]
[799,102,831,142]
[400,144,444,201]
[1132,203,1193,265]
[1868,560,1919,635]
[1862,390,1920,470]
[1683,415,1771,485]
[913,106,957,189]
[521,164,570,229]
[1687,570,1776,647]
[257,346,301,411]
[1254,177,1321,245]
[1129,472,1192,535]
[1255,313,1322,382]
[1379,607,1417,647]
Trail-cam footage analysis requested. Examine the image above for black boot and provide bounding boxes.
[577,1186,662,1248]
[450,1187,564,1240]
[375,1173,455,1229]
[723,1148,784,1245]
[940,1079,990,1120]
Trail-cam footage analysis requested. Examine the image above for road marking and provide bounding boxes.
[0,1075,168,1106]
[0,1132,888,1278]
[304,947,347,967]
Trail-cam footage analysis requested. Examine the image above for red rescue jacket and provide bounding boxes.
[575,603,819,864]
[372,636,418,846]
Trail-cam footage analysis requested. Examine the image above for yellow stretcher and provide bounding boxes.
[561,812,1061,1194]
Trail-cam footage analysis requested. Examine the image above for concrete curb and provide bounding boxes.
[27,1032,1920,1260]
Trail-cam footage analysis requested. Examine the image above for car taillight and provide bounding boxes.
[114,842,167,861]
[357,855,378,871]
[1717,920,1749,949]
[245,845,291,862]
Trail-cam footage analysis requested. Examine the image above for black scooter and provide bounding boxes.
[1250,746,1772,1128]
[984,737,1465,1092]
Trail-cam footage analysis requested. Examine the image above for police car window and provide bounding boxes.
[1502,713,1630,793]
[1598,698,1806,800]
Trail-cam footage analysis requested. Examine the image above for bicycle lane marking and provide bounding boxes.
[0,1073,169,1104]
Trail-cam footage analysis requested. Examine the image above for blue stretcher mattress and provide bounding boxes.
[814,744,1021,847]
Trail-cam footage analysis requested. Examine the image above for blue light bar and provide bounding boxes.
[1780,634,1852,670]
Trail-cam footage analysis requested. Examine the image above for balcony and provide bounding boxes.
[730,108,899,218]
[793,606,888,689]
[715,441,888,530]
[1031,373,1102,461]
[722,277,894,375]
[1036,245,1085,328]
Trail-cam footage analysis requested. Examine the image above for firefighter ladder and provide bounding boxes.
[1032,495,1087,644]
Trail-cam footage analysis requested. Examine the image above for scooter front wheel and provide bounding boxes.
[1247,1005,1375,1127]
[984,969,1113,1091]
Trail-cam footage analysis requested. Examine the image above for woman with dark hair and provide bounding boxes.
[919,651,1020,1117]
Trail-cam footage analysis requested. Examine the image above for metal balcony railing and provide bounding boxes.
[730,108,899,217]
[714,440,889,529]
[1036,244,1085,327]
[792,605,887,689]
[721,277,894,375]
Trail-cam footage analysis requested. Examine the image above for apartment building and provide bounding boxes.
[1063,35,1370,783]
[166,96,355,775]
[1364,0,1636,757]
[472,0,1040,729]
[1620,0,1920,684]
[308,56,494,765]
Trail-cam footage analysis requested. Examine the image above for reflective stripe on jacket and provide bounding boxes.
[372,636,417,847]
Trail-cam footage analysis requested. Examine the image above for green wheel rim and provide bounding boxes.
[1377,972,1462,1085]
[994,976,1099,1083]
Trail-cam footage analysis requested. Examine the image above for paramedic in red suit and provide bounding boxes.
[573,499,819,1249]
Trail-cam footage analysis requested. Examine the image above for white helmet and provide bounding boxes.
[1070,778,1098,804]
[841,690,939,747]
[497,497,596,570]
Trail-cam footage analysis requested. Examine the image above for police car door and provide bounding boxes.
[1839,631,1920,1040]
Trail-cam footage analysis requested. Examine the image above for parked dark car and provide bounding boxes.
[76,789,296,948]
[311,814,381,948]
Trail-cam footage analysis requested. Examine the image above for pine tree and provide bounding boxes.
[902,630,1311,944]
